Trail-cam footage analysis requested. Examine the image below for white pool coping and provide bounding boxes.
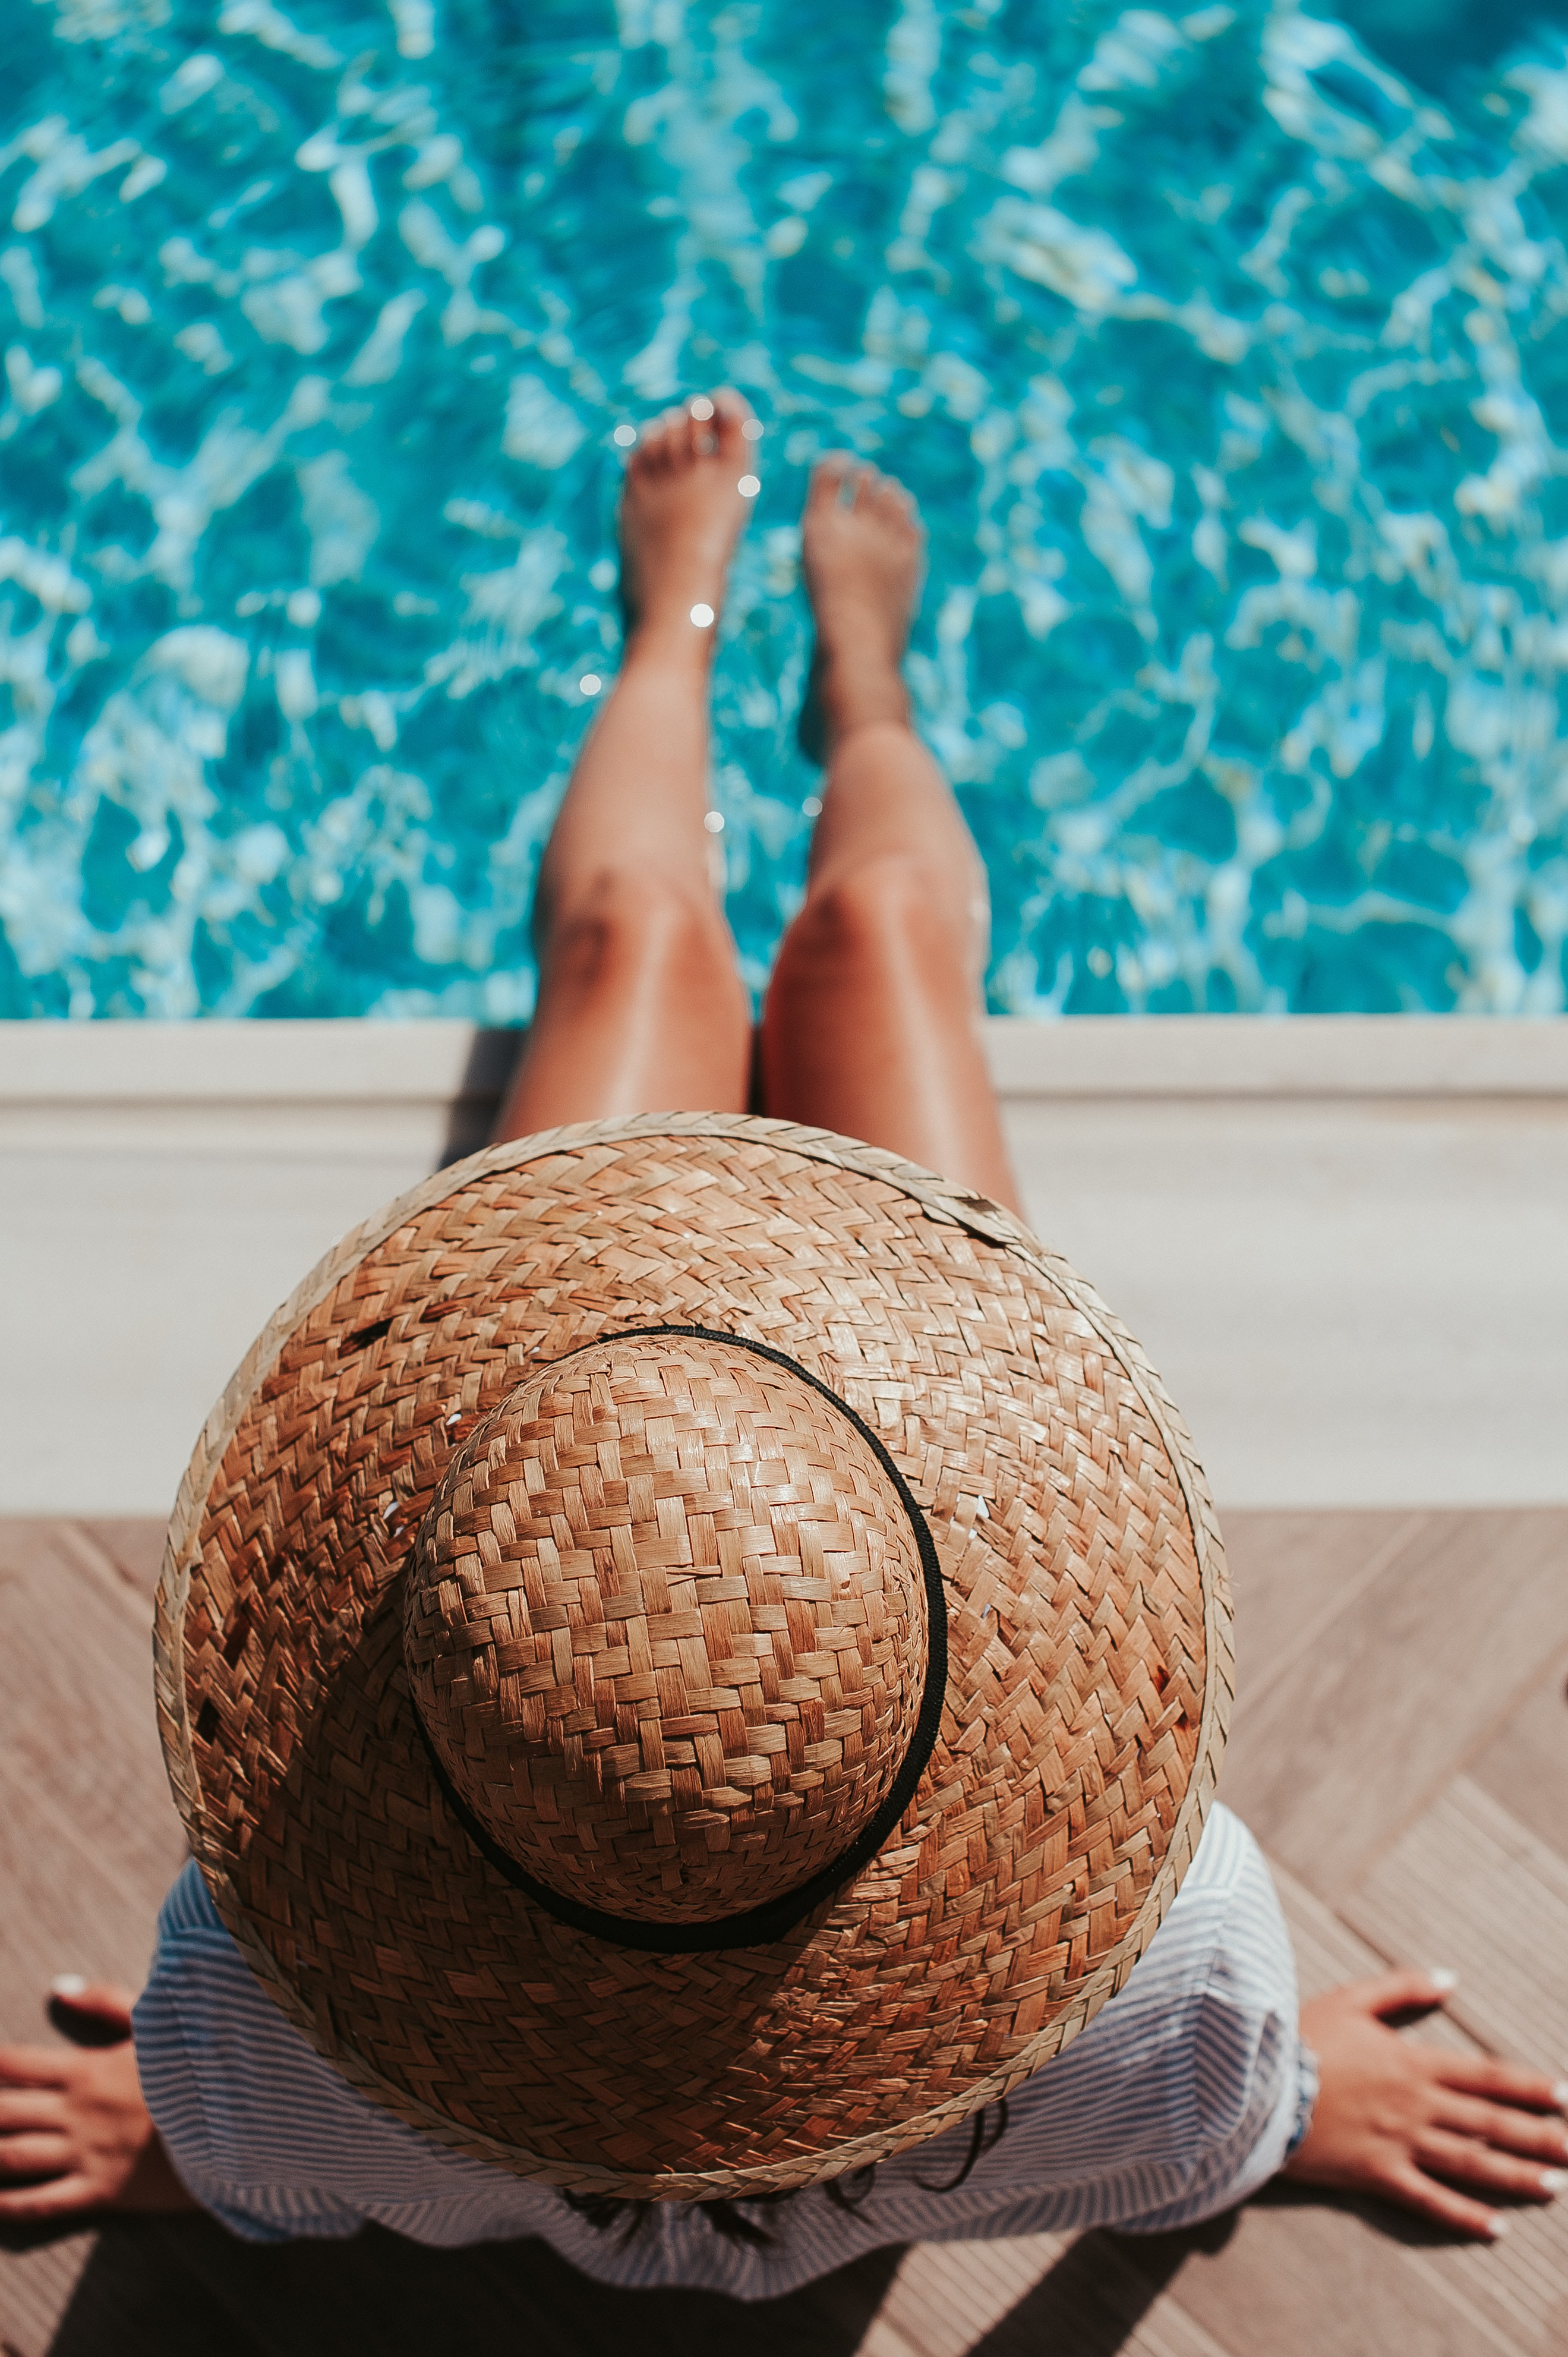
[4,1016,1566,1515]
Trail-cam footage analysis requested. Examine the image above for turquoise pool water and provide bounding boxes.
[2,0,1567,1018]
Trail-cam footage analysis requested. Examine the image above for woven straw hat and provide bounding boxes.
[156,1113,1231,2201]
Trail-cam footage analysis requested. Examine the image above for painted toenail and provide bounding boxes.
[1539,2169,1568,2195]
[689,396,715,420]
[738,474,760,497]
[742,418,764,440]
[1554,2080,1568,2112]
[690,603,715,628]
[1485,2215,1510,2239]
[1426,1968,1459,1992]
[613,424,636,447]
[50,1975,88,1997]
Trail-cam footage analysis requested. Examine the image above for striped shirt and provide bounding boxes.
[133,1804,1314,2296]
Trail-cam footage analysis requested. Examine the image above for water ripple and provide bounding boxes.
[0,0,1565,1017]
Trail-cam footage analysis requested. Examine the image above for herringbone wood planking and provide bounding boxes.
[1220,1510,1427,1707]
[1340,1779,1568,2090]
[1269,1855,1568,2356]
[853,2235,1069,2357]
[5,1512,1567,2357]
[1469,1654,1568,1869]
[0,1521,185,1907]
[1216,1510,1568,1898]
[0,1521,186,2357]
[72,1521,168,1606]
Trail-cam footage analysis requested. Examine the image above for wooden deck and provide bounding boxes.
[4,1508,1567,2356]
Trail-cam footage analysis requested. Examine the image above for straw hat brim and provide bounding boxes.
[156,1114,1231,2201]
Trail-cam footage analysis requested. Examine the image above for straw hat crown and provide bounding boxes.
[402,1332,933,1924]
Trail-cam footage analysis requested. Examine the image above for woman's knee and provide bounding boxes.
[778,852,966,992]
[542,866,741,1006]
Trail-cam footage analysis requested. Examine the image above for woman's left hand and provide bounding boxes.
[0,1981,197,2221]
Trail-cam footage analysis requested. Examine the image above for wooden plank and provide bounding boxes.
[883,2231,1233,2357]
[100,2217,907,2357]
[1326,1786,1568,2350]
[0,1521,187,2357]
[0,1774,185,2357]
[1135,2199,1529,2357]
[1220,1511,1427,1706]
[72,1519,168,1605]
[0,2236,95,2357]
[1271,1852,1409,1996]
[1339,1779,1568,2088]
[0,1521,185,1912]
[1217,1512,1568,1897]
[31,2223,253,2357]
[0,1771,178,2003]
[856,2233,1067,2357]
[1468,1653,1568,1870]
[1179,1851,1568,2356]
[7,1512,1568,2357]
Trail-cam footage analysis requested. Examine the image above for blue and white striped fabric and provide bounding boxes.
[133,1804,1313,2297]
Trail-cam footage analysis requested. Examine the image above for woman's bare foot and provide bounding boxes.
[0,1980,196,2221]
[1284,1971,1568,2238]
[799,456,925,761]
[619,391,759,654]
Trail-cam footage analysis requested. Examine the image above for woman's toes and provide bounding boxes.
[630,424,663,477]
[809,454,856,509]
[641,410,681,465]
[711,390,755,459]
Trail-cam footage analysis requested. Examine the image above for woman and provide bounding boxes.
[2,393,1561,2268]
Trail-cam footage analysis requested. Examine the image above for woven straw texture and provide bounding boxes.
[405,1334,932,1922]
[156,1113,1232,2201]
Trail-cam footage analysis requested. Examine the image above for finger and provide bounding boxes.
[0,2090,66,2131]
[1435,2053,1568,2114]
[0,2171,99,2221]
[1418,2129,1568,2202]
[1435,2090,1568,2160]
[0,2047,67,2090]
[1385,2160,1505,2240]
[48,1978,135,2049]
[0,2132,71,2178]
[1341,1970,1459,2022]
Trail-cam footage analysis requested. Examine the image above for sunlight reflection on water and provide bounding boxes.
[2,0,1566,1017]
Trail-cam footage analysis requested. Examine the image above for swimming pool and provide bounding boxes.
[2,0,1566,1019]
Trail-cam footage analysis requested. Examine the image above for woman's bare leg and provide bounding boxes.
[494,395,756,1142]
[761,458,1023,1213]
